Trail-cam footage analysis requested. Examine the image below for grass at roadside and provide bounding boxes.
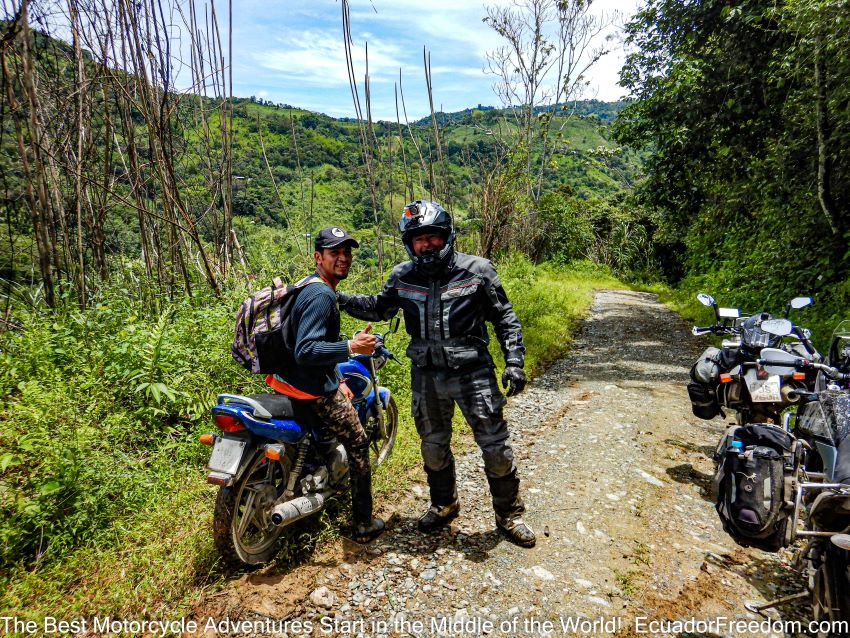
[0,258,620,621]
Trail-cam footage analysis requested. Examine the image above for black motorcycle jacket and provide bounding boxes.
[338,252,525,372]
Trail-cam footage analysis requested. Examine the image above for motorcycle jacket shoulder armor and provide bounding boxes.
[338,252,525,371]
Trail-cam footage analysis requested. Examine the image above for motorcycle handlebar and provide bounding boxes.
[692,325,735,336]
[813,363,850,381]
[758,357,850,382]
[374,345,393,359]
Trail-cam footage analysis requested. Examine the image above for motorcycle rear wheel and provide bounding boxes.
[213,449,292,567]
[370,396,398,467]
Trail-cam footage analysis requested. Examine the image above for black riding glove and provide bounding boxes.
[502,365,527,397]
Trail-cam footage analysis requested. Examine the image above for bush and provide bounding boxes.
[0,252,620,617]
[538,189,660,280]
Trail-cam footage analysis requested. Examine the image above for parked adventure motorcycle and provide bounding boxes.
[200,319,400,567]
[755,323,850,634]
[688,293,817,425]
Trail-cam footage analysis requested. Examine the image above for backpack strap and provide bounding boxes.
[293,274,327,289]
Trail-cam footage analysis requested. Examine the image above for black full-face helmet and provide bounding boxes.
[741,312,783,354]
[399,200,455,276]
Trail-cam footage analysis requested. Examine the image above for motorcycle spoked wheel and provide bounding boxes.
[213,448,292,568]
[811,543,850,637]
[369,396,398,467]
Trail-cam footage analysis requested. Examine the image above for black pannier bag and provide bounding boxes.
[688,346,723,419]
[687,382,721,419]
[711,424,802,552]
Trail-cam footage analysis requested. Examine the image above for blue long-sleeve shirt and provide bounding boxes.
[278,275,349,396]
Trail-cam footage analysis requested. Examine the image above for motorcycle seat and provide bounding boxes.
[247,393,297,419]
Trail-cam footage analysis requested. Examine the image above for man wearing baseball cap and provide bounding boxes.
[266,226,384,543]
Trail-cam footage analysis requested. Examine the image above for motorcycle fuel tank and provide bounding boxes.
[337,358,373,403]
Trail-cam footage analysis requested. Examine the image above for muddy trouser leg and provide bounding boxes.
[411,366,458,507]
[310,389,373,523]
[451,367,525,519]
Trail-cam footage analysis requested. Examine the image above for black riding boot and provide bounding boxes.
[426,459,458,506]
[487,472,535,548]
[419,460,460,532]
[350,468,385,543]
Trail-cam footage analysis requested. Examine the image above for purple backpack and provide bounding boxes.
[231,275,323,374]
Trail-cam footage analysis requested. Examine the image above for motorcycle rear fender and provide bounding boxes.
[212,404,306,444]
[209,437,301,487]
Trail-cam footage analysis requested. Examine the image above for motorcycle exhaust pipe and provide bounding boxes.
[782,386,800,403]
[270,491,333,526]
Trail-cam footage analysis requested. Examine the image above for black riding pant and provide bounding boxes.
[411,365,524,518]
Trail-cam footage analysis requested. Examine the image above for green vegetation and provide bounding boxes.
[614,0,850,340]
[0,253,618,618]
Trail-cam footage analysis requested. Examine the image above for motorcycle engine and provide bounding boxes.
[326,443,349,484]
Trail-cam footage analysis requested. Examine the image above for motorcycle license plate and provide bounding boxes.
[207,437,246,475]
[745,369,782,403]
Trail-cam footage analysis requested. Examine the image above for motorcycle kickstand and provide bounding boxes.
[744,591,809,617]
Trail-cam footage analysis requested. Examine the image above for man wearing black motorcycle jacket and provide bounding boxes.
[266,226,384,543]
[337,201,535,548]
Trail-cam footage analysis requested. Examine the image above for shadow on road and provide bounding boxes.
[665,462,714,499]
[558,291,704,386]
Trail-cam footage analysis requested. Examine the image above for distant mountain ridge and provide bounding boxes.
[246,97,629,126]
[412,100,630,126]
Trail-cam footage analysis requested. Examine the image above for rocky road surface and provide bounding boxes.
[193,290,810,637]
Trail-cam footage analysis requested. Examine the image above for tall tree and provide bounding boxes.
[481,0,612,257]
[614,0,850,290]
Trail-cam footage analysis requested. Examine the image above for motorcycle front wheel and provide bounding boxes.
[811,543,850,637]
[369,396,398,467]
[213,448,292,567]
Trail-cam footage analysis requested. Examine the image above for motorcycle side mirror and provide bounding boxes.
[718,307,740,319]
[697,293,715,307]
[762,318,793,336]
[791,297,813,310]
[759,347,798,375]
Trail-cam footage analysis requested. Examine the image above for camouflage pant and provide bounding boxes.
[306,389,371,475]
[411,365,524,518]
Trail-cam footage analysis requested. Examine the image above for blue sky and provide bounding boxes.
[228,0,640,121]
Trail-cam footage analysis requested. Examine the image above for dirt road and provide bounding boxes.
[193,290,807,637]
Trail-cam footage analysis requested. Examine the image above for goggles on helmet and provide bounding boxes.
[399,201,451,239]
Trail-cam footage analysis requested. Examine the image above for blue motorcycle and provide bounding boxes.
[200,319,400,567]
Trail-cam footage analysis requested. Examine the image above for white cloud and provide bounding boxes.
[255,29,406,88]
[230,0,642,118]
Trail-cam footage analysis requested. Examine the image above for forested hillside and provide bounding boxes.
[0,0,638,618]
[614,0,850,338]
[0,20,643,303]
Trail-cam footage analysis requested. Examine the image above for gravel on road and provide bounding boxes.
[193,290,808,637]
